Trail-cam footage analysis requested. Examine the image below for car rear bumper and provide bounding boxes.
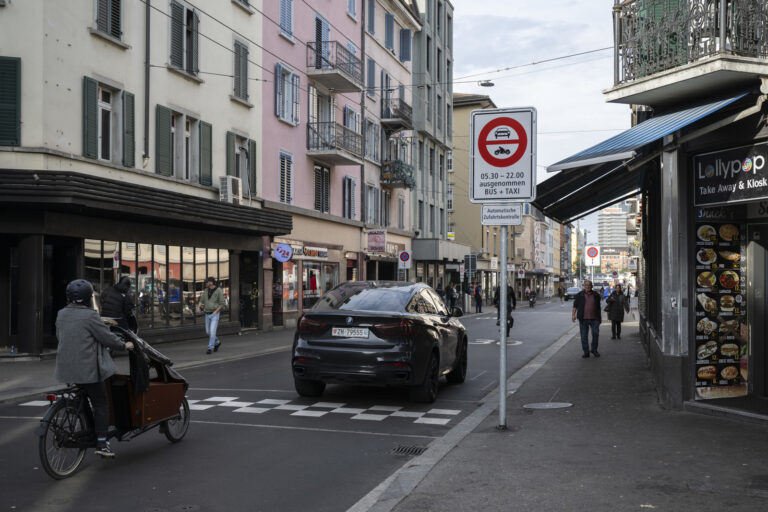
[293,362,413,386]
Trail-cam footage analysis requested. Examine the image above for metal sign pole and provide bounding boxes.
[498,225,507,430]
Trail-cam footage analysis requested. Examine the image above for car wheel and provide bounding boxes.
[294,378,326,397]
[446,339,467,384]
[410,351,439,403]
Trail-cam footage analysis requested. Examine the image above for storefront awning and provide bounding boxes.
[534,93,750,224]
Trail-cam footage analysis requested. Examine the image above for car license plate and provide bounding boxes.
[332,327,369,338]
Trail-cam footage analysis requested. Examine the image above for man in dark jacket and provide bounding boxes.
[493,285,517,326]
[571,280,602,358]
[100,276,136,331]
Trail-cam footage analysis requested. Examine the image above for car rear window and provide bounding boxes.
[311,284,411,312]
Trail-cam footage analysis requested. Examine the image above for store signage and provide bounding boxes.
[274,244,292,262]
[302,246,328,259]
[628,257,638,271]
[447,232,455,240]
[368,229,387,253]
[694,142,768,206]
[481,203,523,226]
[470,107,537,203]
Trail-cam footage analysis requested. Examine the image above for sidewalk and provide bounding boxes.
[387,322,768,511]
[0,327,296,404]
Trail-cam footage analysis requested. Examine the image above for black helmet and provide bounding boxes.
[66,279,94,304]
[116,276,132,293]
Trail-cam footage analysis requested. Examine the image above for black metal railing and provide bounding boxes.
[381,160,416,189]
[306,40,363,85]
[614,0,768,85]
[381,95,413,125]
[307,121,362,157]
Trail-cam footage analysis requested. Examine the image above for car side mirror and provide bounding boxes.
[451,307,464,318]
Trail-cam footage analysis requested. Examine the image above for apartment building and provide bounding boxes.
[0,0,292,353]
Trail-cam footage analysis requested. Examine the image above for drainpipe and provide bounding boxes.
[144,0,151,161]
[360,0,367,277]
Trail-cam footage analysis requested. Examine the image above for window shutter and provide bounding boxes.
[155,104,172,176]
[0,57,21,146]
[279,156,287,202]
[274,63,283,117]
[233,43,242,98]
[192,11,200,74]
[292,74,300,125]
[385,14,394,50]
[287,156,293,202]
[280,0,292,36]
[226,131,235,176]
[367,0,375,33]
[82,76,98,159]
[323,168,330,213]
[366,58,375,96]
[97,0,109,33]
[169,1,184,68]
[248,139,257,194]
[314,167,322,211]
[122,91,135,167]
[241,45,249,100]
[351,179,356,219]
[374,188,380,224]
[110,0,122,39]
[399,29,411,62]
[199,121,212,186]
[343,177,349,218]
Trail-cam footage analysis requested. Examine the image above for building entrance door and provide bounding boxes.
[239,251,260,329]
[747,224,768,397]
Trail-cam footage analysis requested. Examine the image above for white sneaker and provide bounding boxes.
[95,442,115,458]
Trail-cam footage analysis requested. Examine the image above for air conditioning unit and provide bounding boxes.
[219,176,242,205]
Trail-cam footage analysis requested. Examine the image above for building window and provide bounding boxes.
[225,131,257,194]
[447,184,454,211]
[366,58,376,97]
[314,165,331,213]
[279,0,293,37]
[429,147,435,176]
[447,150,453,172]
[233,40,248,101]
[155,105,203,181]
[383,191,391,227]
[96,0,122,39]
[426,85,432,122]
[430,205,435,234]
[440,208,445,236]
[0,57,21,146]
[437,48,442,82]
[447,15,452,49]
[426,36,431,72]
[385,13,395,50]
[437,2,442,36]
[343,176,357,219]
[418,200,424,230]
[83,77,134,167]
[279,151,293,203]
[169,1,200,76]
[365,185,381,224]
[439,153,444,180]
[367,0,375,33]
[343,106,360,133]
[364,118,380,162]
[399,29,412,62]
[347,0,356,18]
[275,63,300,125]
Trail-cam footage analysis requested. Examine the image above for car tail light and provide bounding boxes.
[297,316,328,334]
[374,320,416,337]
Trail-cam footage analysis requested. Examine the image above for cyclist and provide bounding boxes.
[54,279,134,458]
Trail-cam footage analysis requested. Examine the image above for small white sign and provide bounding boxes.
[585,246,600,267]
[490,257,498,270]
[398,250,412,270]
[517,269,525,279]
[507,263,515,272]
[481,203,523,226]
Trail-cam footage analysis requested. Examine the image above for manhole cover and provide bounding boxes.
[522,402,573,409]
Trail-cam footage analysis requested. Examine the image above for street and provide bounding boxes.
[0,300,574,512]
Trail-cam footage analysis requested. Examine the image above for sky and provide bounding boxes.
[451,0,630,243]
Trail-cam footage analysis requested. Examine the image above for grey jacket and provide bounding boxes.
[199,286,227,314]
[54,303,127,384]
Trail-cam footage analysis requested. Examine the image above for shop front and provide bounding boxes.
[0,171,292,354]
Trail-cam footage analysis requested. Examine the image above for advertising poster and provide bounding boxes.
[693,219,748,399]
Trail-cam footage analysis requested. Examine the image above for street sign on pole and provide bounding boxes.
[469,107,537,204]
[585,246,600,267]
[481,203,523,226]
[398,250,411,270]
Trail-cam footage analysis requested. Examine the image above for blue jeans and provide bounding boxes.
[579,319,600,354]
[205,312,220,350]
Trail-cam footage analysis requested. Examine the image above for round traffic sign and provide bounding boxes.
[586,247,599,259]
[517,269,525,278]
[399,251,410,262]
[477,117,528,168]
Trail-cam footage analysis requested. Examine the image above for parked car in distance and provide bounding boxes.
[292,281,468,403]
[564,287,580,301]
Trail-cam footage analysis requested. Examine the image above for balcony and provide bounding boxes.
[380,160,416,189]
[306,41,363,92]
[381,95,413,130]
[606,0,768,106]
[307,121,363,165]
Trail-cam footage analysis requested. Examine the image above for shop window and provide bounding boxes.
[182,247,196,324]
[219,249,231,321]
[154,245,168,328]
[84,239,103,303]
[167,246,182,327]
[137,243,153,329]
[274,260,298,314]
[323,264,338,295]
[303,262,322,308]
[194,248,208,321]
[207,248,218,284]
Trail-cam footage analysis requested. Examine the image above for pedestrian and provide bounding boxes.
[525,286,530,299]
[100,276,137,332]
[493,284,517,326]
[449,284,457,310]
[558,285,564,302]
[603,284,612,299]
[197,277,226,354]
[55,279,134,458]
[571,280,602,358]
[435,283,444,302]
[605,284,631,340]
[474,283,483,313]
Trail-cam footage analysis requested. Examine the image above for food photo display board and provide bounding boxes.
[694,221,748,399]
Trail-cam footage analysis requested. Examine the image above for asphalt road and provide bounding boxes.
[0,299,575,512]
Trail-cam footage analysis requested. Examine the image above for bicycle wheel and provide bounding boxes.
[38,400,89,480]
[163,397,190,443]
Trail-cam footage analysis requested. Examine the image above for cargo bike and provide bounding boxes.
[36,325,190,479]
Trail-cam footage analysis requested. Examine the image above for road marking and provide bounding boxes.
[233,406,271,414]
[0,415,42,420]
[19,401,49,407]
[414,417,451,426]
[427,409,460,416]
[469,370,487,381]
[205,396,240,402]
[191,419,439,439]
[351,414,389,421]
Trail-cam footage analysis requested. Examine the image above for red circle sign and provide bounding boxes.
[400,251,410,262]
[477,117,528,168]
[586,247,598,258]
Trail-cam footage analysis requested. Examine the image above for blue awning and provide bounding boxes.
[546,93,748,172]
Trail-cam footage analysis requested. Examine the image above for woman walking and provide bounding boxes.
[605,284,630,339]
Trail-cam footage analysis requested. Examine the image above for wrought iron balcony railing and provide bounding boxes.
[307,121,362,157]
[614,0,768,85]
[381,96,413,126]
[380,160,416,189]
[306,40,363,86]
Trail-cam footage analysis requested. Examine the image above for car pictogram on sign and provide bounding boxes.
[494,128,511,139]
